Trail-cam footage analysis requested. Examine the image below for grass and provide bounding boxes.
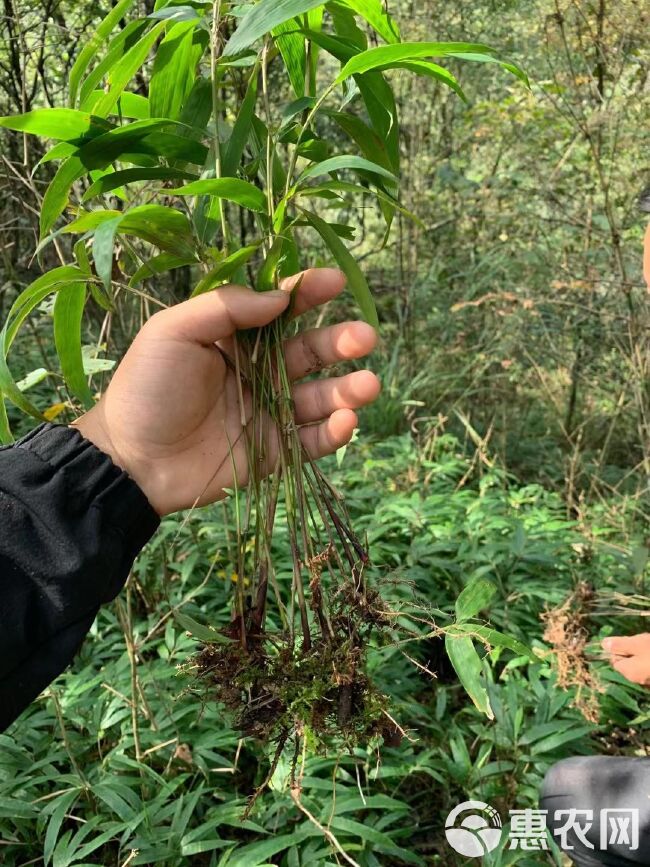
[1,429,647,866]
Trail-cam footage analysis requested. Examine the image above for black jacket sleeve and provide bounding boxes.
[0,423,159,731]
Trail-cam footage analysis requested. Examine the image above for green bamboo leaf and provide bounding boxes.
[337,0,401,44]
[281,96,317,128]
[64,210,123,234]
[0,267,86,419]
[148,4,200,21]
[17,369,49,392]
[124,205,198,257]
[66,205,196,258]
[301,208,378,328]
[297,180,421,224]
[119,205,196,257]
[35,141,77,167]
[73,118,180,166]
[92,20,168,119]
[79,20,149,111]
[93,216,123,290]
[297,154,397,185]
[273,18,306,98]
[306,7,324,95]
[356,72,400,173]
[447,51,529,84]
[227,829,319,867]
[335,41,525,84]
[450,624,535,660]
[88,282,115,313]
[0,362,42,419]
[149,20,208,121]
[328,818,424,865]
[300,27,358,62]
[445,633,494,719]
[191,244,261,297]
[388,60,466,100]
[131,252,198,286]
[69,0,137,106]
[3,266,87,352]
[40,157,85,238]
[223,0,325,57]
[54,284,94,409]
[41,125,206,238]
[74,239,92,276]
[328,1,368,49]
[64,119,208,169]
[175,612,230,644]
[256,236,286,292]
[168,178,267,212]
[82,167,197,202]
[222,66,259,176]
[0,109,109,142]
[326,111,393,173]
[455,578,497,622]
[177,76,213,137]
[85,91,151,119]
[0,392,11,444]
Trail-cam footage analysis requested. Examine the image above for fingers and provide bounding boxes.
[284,321,378,381]
[281,268,347,318]
[293,370,381,424]
[147,285,291,345]
[602,634,650,657]
[610,655,650,686]
[299,409,359,460]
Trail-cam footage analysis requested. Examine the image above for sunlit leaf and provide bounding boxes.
[0,109,109,142]
[335,41,525,84]
[337,0,401,44]
[69,0,137,106]
[169,178,268,212]
[224,0,325,57]
[297,154,397,185]
[149,20,208,121]
[79,20,149,110]
[91,21,168,118]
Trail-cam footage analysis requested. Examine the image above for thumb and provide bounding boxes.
[149,285,291,345]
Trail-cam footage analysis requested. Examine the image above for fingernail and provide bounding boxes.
[602,638,613,651]
[266,289,291,299]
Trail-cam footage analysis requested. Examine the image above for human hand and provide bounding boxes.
[602,633,650,687]
[73,269,380,516]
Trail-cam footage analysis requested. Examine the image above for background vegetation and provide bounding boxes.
[0,1,648,865]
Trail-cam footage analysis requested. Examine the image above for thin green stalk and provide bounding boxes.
[210,0,230,250]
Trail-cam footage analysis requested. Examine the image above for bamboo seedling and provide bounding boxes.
[0,0,527,766]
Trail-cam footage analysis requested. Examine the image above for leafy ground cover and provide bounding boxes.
[2,430,647,866]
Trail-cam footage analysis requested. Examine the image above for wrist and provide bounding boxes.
[71,407,165,517]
